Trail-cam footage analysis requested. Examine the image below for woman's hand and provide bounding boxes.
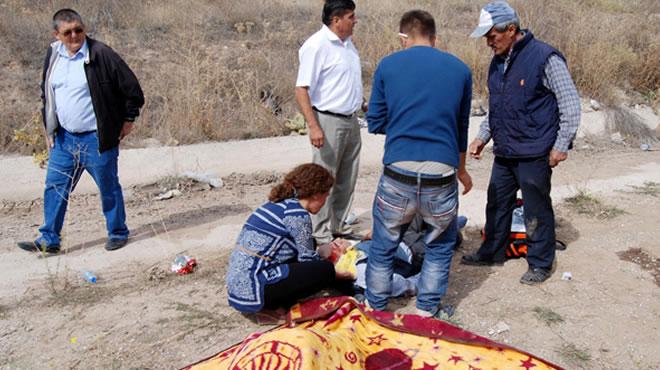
[317,242,333,259]
[317,239,350,261]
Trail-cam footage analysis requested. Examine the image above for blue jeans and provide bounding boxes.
[366,166,458,312]
[37,130,128,246]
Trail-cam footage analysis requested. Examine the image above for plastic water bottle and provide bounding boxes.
[511,206,526,233]
[82,271,97,283]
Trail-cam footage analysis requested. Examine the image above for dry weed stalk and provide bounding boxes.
[2,0,659,155]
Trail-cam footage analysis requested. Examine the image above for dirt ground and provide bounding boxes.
[0,141,659,370]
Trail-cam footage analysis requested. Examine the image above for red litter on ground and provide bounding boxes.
[171,255,197,275]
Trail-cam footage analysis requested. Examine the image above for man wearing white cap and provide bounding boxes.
[462,1,580,285]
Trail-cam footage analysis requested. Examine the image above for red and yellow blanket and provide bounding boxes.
[185,296,562,370]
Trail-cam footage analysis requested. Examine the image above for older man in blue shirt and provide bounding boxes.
[17,8,144,254]
[462,1,581,285]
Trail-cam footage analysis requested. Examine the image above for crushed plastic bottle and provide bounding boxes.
[171,255,197,275]
[82,271,97,283]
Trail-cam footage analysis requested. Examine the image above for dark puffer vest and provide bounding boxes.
[488,31,564,158]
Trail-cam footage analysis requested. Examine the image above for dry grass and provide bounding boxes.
[1,0,658,155]
[564,190,626,219]
[532,306,564,326]
[625,182,660,197]
[555,343,592,368]
[606,107,658,145]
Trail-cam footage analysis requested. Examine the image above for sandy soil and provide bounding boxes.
[1,124,659,369]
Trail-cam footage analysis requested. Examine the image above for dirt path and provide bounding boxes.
[1,137,659,369]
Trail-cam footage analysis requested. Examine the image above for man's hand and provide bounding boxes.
[47,136,54,149]
[549,150,568,168]
[309,125,325,148]
[469,139,486,160]
[119,122,134,141]
[362,101,368,113]
[457,169,473,195]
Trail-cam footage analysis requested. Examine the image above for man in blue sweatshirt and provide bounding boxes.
[365,10,473,318]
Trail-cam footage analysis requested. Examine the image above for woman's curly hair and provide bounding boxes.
[269,163,334,203]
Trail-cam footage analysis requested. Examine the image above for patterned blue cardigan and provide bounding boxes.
[226,198,321,312]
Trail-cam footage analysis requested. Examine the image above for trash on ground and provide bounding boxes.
[182,171,224,188]
[171,255,197,275]
[154,189,182,201]
[488,321,510,335]
[561,271,573,281]
[82,270,97,283]
[640,143,651,151]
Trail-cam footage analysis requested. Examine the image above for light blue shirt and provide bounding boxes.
[51,40,97,133]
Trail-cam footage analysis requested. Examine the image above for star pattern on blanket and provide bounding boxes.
[448,355,464,365]
[389,314,404,327]
[367,334,386,346]
[320,299,338,311]
[188,297,563,370]
[349,314,362,323]
[520,357,537,369]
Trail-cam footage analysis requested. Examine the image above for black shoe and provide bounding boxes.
[105,239,128,251]
[17,241,60,255]
[555,240,567,251]
[520,267,552,285]
[460,253,504,266]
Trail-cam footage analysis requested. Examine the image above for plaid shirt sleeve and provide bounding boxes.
[543,54,581,152]
[476,114,491,143]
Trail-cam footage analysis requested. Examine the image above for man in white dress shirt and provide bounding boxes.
[295,0,365,245]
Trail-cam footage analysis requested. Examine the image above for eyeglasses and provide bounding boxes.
[398,32,408,39]
[61,27,84,37]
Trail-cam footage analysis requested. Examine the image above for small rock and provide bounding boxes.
[182,171,223,188]
[640,143,651,151]
[471,105,487,117]
[561,271,573,281]
[471,99,487,116]
[490,321,510,335]
[610,132,624,144]
[154,189,181,201]
[590,99,601,111]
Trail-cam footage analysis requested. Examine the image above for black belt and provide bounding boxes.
[383,167,455,186]
[313,106,356,119]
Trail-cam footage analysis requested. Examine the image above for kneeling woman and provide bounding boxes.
[226,163,345,313]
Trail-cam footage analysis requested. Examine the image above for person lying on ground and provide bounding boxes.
[226,163,352,314]
[339,215,469,300]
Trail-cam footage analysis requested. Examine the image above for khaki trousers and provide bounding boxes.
[311,112,361,244]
